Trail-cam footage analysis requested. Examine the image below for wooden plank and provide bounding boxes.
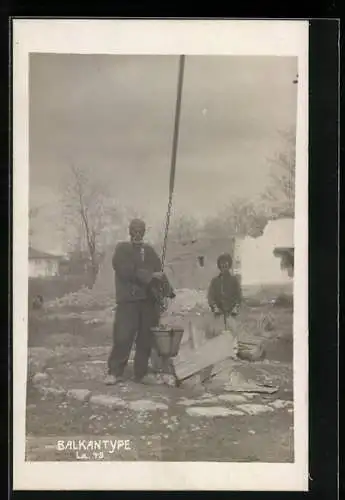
[187,320,206,350]
[172,331,237,381]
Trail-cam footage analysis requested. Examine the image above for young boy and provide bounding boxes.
[207,253,242,328]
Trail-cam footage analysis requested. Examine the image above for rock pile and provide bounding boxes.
[46,287,114,310]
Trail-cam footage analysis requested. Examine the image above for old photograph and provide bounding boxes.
[13,20,308,491]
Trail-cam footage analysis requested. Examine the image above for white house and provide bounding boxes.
[29,247,61,278]
[237,218,294,287]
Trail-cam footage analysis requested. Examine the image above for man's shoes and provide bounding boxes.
[104,374,124,385]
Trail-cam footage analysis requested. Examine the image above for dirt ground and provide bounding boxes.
[26,299,294,463]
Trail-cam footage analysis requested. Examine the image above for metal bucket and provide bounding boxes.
[151,326,184,357]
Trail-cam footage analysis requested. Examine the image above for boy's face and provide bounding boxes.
[219,261,230,274]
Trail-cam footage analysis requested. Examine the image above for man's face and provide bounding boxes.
[130,228,145,244]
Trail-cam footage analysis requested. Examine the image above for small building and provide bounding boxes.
[238,217,294,286]
[28,247,62,278]
[163,236,239,290]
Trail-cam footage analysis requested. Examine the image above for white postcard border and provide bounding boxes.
[12,19,309,491]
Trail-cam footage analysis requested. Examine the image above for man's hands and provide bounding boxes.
[231,304,240,316]
[210,305,222,316]
[151,272,176,300]
[210,304,240,317]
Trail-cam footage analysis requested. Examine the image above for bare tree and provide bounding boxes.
[62,164,122,283]
[168,214,201,244]
[262,129,296,218]
[202,198,268,239]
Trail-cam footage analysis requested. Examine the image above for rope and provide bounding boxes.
[161,54,185,271]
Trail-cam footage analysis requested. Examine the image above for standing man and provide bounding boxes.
[105,218,174,385]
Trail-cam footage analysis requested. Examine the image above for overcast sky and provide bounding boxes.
[29,54,297,253]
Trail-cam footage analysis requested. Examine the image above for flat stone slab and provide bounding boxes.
[241,392,261,398]
[177,398,201,407]
[186,406,245,417]
[90,394,128,409]
[177,396,220,406]
[128,400,169,412]
[67,389,92,402]
[236,403,275,415]
[269,399,293,409]
[223,383,278,394]
[197,397,221,404]
[31,372,49,385]
[218,394,248,404]
[37,386,66,397]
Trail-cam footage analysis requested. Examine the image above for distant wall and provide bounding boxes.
[163,237,237,290]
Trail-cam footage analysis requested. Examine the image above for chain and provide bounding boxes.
[158,55,185,314]
[161,194,173,271]
[158,195,173,314]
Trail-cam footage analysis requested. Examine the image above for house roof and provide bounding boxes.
[29,247,62,260]
[273,247,294,257]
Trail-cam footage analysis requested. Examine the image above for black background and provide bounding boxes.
[1,12,340,500]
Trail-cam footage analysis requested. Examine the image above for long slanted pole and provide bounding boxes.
[161,55,185,270]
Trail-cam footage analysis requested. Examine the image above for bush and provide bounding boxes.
[28,275,93,304]
[46,286,114,310]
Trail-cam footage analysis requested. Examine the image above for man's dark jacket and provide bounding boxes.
[112,241,173,304]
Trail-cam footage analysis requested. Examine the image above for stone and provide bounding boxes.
[236,403,275,415]
[128,400,168,412]
[186,406,245,417]
[178,397,219,406]
[218,394,248,404]
[90,394,127,409]
[177,397,221,406]
[31,372,49,385]
[67,389,92,402]
[177,398,200,406]
[198,397,221,404]
[38,386,66,397]
[269,399,293,409]
[200,393,214,399]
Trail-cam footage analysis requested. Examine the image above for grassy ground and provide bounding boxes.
[26,292,294,463]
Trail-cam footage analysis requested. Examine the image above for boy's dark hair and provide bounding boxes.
[217,253,233,269]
